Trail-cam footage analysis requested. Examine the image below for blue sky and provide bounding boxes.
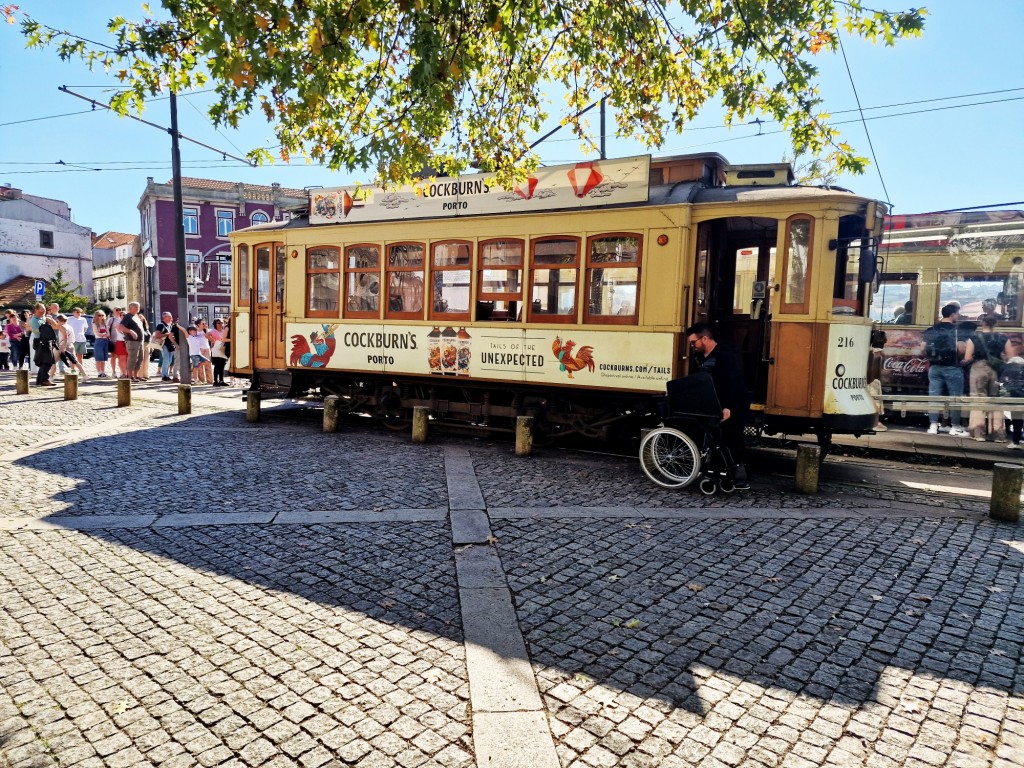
[2,0,1022,236]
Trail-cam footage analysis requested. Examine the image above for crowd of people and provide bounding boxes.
[0,302,232,388]
[922,300,1024,446]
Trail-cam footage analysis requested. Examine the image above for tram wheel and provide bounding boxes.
[377,387,411,431]
[639,427,701,489]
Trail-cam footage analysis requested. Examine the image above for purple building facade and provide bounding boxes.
[137,177,307,323]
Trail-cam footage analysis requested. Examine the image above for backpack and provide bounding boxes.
[923,324,957,366]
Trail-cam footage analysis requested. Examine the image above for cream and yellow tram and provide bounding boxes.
[228,153,886,442]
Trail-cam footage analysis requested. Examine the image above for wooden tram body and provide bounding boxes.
[228,153,886,441]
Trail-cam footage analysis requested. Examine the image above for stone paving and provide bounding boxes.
[0,380,1021,768]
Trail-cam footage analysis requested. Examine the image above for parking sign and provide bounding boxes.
[33,279,44,297]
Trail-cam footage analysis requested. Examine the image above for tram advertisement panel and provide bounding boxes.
[823,324,877,417]
[309,156,651,225]
[285,322,675,392]
[878,328,928,394]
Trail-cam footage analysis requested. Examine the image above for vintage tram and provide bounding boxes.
[228,152,886,443]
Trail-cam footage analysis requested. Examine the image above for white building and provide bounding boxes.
[0,184,93,289]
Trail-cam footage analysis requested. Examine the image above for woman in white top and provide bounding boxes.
[107,308,128,379]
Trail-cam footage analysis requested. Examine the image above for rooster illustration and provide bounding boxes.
[552,336,595,379]
[290,324,339,368]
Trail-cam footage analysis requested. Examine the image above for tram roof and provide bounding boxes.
[236,181,867,234]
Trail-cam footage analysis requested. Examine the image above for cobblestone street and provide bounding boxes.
[0,380,1021,768]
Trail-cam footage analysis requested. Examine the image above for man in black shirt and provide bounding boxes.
[684,322,752,488]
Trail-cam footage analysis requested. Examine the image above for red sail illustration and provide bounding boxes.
[513,176,538,200]
[568,162,603,198]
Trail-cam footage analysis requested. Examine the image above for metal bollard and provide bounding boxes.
[412,406,429,444]
[16,369,29,395]
[117,377,132,407]
[794,444,820,494]
[515,416,534,457]
[990,463,1022,522]
[64,373,78,401]
[323,395,340,433]
[178,384,192,415]
[246,390,261,423]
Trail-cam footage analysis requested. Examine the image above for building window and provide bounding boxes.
[214,305,230,320]
[186,253,201,291]
[251,211,270,225]
[216,209,234,237]
[218,260,232,287]
[237,244,250,306]
[584,234,641,324]
[385,243,425,319]
[194,305,209,324]
[344,244,381,318]
[430,241,471,321]
[307,247,341,317]
[183,207,199,235]
[528,237,580,323]
[39,230,54,249]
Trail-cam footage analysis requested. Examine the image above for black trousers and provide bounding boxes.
[213,357,227,383]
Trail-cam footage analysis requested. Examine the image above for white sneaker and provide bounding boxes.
[927,423,939,435]
[1008,443,1021,450]
[949,427,969,437]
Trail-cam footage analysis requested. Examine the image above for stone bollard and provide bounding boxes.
[794,444,820,494]
[412,406,429,444]
[323,395,340,433]
[16,369,29,395]
[990,463,1022,522]
[64,373,78,401]
[515,416,534,457]
[178,384,192,415]
[117,377,132,407]
[246,390,261,423]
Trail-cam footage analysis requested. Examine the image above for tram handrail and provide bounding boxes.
[875,394,1024,414]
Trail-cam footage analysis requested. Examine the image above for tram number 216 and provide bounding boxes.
[837,336,856,348]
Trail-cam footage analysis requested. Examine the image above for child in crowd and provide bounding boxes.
[0,329,10,370]
[186,325,211,384]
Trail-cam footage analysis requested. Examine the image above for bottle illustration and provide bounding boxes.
[441,327,458,375]
[427,327,442,374]
[456,327,472,376]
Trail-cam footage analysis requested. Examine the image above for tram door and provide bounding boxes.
[252,243,287,370]
[692,218,778,402]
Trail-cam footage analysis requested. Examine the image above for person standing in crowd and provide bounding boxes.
[1001,343,1024,449]
[965,314,1009,441]
[208,318,229,386]
[92,310,111,377]
[923,303,968,436]
[895,300,914,325]
[107,307,127,378]
[138,312,153,380]
[684,322,751,489]
[118,302,146,382]
[55,314,87,378]
[67,307,89,366]
[154,311,179,382]
[0,328,10,371]
[186,325,212,384]
[20,310,33,371]
[4,310,24,368]
[31,304,58,387]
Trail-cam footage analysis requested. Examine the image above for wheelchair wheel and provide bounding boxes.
[698,477,718,496]
[718,477,736,494]
[639,428,701,488]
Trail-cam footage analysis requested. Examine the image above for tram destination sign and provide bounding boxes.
[309,156,651,225]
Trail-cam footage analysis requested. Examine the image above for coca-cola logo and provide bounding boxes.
[883,356,929,374]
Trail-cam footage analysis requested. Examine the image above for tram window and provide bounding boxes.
[430,241,471,320]
[585,235,640,324]
[237,244,249,306]
[478,239,523,321]
[386,242,425,319]
[529,237,580,323]
[344,244,381,318]
[940,275,1013,321]
[306,247,340,317]
[275,246,286,305]
[255,245,271,304]
[872,279,915,324]
[781,216,813,314]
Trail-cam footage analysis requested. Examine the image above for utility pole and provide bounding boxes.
[170,92,192,385]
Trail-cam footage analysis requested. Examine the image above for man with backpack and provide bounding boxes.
[923,303,968,436]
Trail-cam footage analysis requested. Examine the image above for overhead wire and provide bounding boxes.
[837,35,891,207]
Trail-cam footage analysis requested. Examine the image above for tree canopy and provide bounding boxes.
[42,268,93,312]
[8,1,925,187]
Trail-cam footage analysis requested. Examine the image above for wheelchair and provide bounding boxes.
[639,374,739,495]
